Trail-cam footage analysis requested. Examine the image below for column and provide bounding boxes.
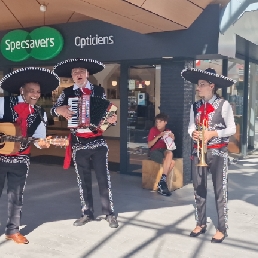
[119,63,129,174]
[160,60,194,185]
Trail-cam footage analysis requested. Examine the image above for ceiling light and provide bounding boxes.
[162,57,173,59]
[40,4,47,12]
[145,81,150,86]
[112,80,117,87]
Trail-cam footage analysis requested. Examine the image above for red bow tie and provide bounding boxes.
[81,88,92,95]
[197,103,215,125]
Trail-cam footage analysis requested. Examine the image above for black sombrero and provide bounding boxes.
[0,67,60,94]
[181,68,236,88]
[53,58,105,77]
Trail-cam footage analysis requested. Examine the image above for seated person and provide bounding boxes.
[147,113,175,196]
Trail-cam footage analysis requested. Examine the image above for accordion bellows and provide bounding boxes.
[68,96,117,132]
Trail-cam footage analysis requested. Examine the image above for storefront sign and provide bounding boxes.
[75,34,114,48]
[1,26,64,62]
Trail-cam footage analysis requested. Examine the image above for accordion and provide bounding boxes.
[68,96,117,132]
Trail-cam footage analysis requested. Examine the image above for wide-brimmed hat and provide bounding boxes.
[53,58,105,77]
[181,68,236,88]
[0,67,60,94]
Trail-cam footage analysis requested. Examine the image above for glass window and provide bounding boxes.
[127,65,160,173]
[94,64,120,99]
[248,63,258,150]
[227,59,245,154]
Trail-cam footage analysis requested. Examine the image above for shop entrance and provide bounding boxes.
[127,65,161,174]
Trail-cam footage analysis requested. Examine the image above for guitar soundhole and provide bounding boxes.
[0,133,5,148]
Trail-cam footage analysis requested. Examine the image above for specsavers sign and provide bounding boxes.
[1,26,64,62]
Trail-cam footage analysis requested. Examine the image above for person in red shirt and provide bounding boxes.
[147,113,175,196]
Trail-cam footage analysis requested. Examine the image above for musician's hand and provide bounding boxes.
[56,106,74,120]
[107,114,117,124]
[192,131,200,141]
[203,130,218,143]
[37,136,52,149]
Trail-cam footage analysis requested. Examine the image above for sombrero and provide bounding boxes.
[0,67,60,94]
[53,58,105,78]
[181,68,236,88]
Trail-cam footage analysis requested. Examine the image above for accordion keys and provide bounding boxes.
[67,96,117,132]
[68,97,79,128]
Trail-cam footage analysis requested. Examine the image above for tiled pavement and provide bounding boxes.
[0,153,258,258]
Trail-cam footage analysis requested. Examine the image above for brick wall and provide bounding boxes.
[160,61,194,185]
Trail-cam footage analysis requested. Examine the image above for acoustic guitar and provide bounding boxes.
[0,123,69,155]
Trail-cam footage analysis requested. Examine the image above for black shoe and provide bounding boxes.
[73,214,94,226]
[106,214,119,228]
[190,226,207,237]
[157,181,171,196]
[211,231,227,243]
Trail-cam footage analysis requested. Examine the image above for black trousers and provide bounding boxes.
[72,145,115,216]
[0,162,29,235]
[192,147,228,232]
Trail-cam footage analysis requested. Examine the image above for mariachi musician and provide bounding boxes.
[0,67,60,244]
[181,68,236,243]
[50,58,118,228]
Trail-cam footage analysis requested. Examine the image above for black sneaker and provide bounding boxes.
[157,181,172,196]
[106,215,119,228]
[73,214,94,226]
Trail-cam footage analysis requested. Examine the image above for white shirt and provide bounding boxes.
[0,96,47,147]
[188,95,236,138]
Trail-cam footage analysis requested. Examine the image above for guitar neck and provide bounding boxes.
[1,134,69,147]
[3,135,35,143]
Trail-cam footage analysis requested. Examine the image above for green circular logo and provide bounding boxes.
[0,26,64,62]
[1,30,30,62]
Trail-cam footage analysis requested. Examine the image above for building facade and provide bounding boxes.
[0,4,257,185]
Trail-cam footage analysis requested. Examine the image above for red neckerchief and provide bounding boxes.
[13,103,34,137]
[8,103,35,156]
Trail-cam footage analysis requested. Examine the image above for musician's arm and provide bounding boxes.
[0,97,4,119]
[101,87,117,126]
[217,101,236,137]
[33,112,47,149]
[50,91,66,117]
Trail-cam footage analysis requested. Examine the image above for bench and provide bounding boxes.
[142,158,183,191]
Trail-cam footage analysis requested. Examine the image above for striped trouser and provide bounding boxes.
[72,145,115,216]
[0,158,30,235]
[192,146,228,232]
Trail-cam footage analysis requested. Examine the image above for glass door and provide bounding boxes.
[127,65,160,173]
